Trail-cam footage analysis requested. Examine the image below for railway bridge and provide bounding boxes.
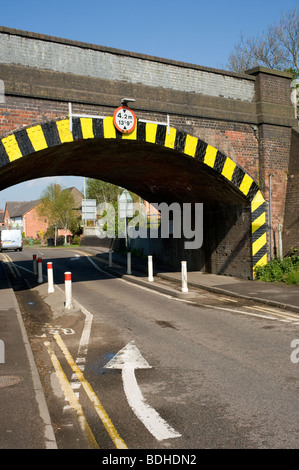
[0,26,298,279]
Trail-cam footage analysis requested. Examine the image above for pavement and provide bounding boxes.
[85,247,299,314]
[1,245,299,449]
[0,260,57,449]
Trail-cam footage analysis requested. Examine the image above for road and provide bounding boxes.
[2,246,299,450]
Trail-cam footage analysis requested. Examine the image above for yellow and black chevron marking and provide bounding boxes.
[0,117,267,274]
[251,190,267,272]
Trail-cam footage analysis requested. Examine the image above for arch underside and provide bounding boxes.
[0,117,267,274]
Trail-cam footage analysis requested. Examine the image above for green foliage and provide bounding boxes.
[86,178,139,205]
[255,254,299,284]
[285,270,299,285]
[86,179,120,204]
[37,184,78,244]
[71,235,81,245]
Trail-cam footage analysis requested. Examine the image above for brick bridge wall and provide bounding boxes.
[0,26,297,266]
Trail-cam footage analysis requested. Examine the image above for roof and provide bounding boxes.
[63,187,83,208]
[4,187,83,217]
[5,200,41,217]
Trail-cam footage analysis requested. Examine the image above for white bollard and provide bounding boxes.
[109,249,112,267]
[0,339,4,364]
[33,254,37,275]
[148,255,154,282]
[47,262,55,294]
[127,252,132,275]
[64,272,73,309]
[181,261,188,293]
[37,257,43,283]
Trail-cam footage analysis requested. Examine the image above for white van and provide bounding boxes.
[0,229,23,252]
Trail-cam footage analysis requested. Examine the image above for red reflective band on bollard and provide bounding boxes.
[33,254,36,260]
[47,262,54,294]
[38,257,42,263]
[64,272,72,309]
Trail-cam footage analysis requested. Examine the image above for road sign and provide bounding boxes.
[118,190,134,218]
[113,106,137,134]
[82,199,97,221]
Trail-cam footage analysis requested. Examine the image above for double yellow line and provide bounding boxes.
[1,253,20,278]
[246,304,299,323]
[44,333,127,449]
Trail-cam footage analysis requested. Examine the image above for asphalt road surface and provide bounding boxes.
[2,247,299,450]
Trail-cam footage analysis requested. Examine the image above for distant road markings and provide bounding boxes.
[1,253,20,278]
[105,341,181,441]
[245,305,299,323]
[53,333,127,449]
[203,303,299,323]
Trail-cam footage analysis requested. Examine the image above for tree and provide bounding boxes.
[227,7,299,76]
[85,179,141,237]
[37,184,77,245]
[86,179,120,205]
[86,178,140,205]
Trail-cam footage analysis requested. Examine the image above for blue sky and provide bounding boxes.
[0,0,298,209]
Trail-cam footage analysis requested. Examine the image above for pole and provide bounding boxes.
[269,174,272,260]
[125,217,129,250]
[127,252,132,275]
[37,257,43,283]
[278,223,283,260]
[148,255,154,282]
[47,262,55,294]
[181,261,188,293]
[33,254,37,275]
[64,272,73,309]
[109,249,113,267]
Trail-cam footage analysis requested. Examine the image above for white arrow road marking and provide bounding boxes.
[105,341,181,441]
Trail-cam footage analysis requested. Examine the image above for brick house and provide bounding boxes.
[4,187,84,239]
[4,200,48,238]
[0,209,4,228]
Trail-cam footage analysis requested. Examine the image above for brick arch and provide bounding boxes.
[0,116,267,274]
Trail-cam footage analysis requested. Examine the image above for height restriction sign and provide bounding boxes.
[113,106,137,134]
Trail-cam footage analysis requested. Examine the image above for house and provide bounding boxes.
[4,200,48,238]
[4,187,84,240]
[0,209,4,229]
[66,187,83,210]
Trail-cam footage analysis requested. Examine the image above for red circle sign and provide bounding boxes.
[113,106,137,134]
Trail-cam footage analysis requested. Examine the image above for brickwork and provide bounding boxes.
[282,128,299,255]
[0,28,255,102]
[247,67,295,255]
[258,124,292,230]
[0,97,261,181]
[23,205,48,239]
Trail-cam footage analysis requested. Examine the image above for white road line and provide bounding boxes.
[54,284,93,361]
[202,304,293,322]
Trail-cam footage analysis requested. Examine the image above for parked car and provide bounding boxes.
[0,229,23,252]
